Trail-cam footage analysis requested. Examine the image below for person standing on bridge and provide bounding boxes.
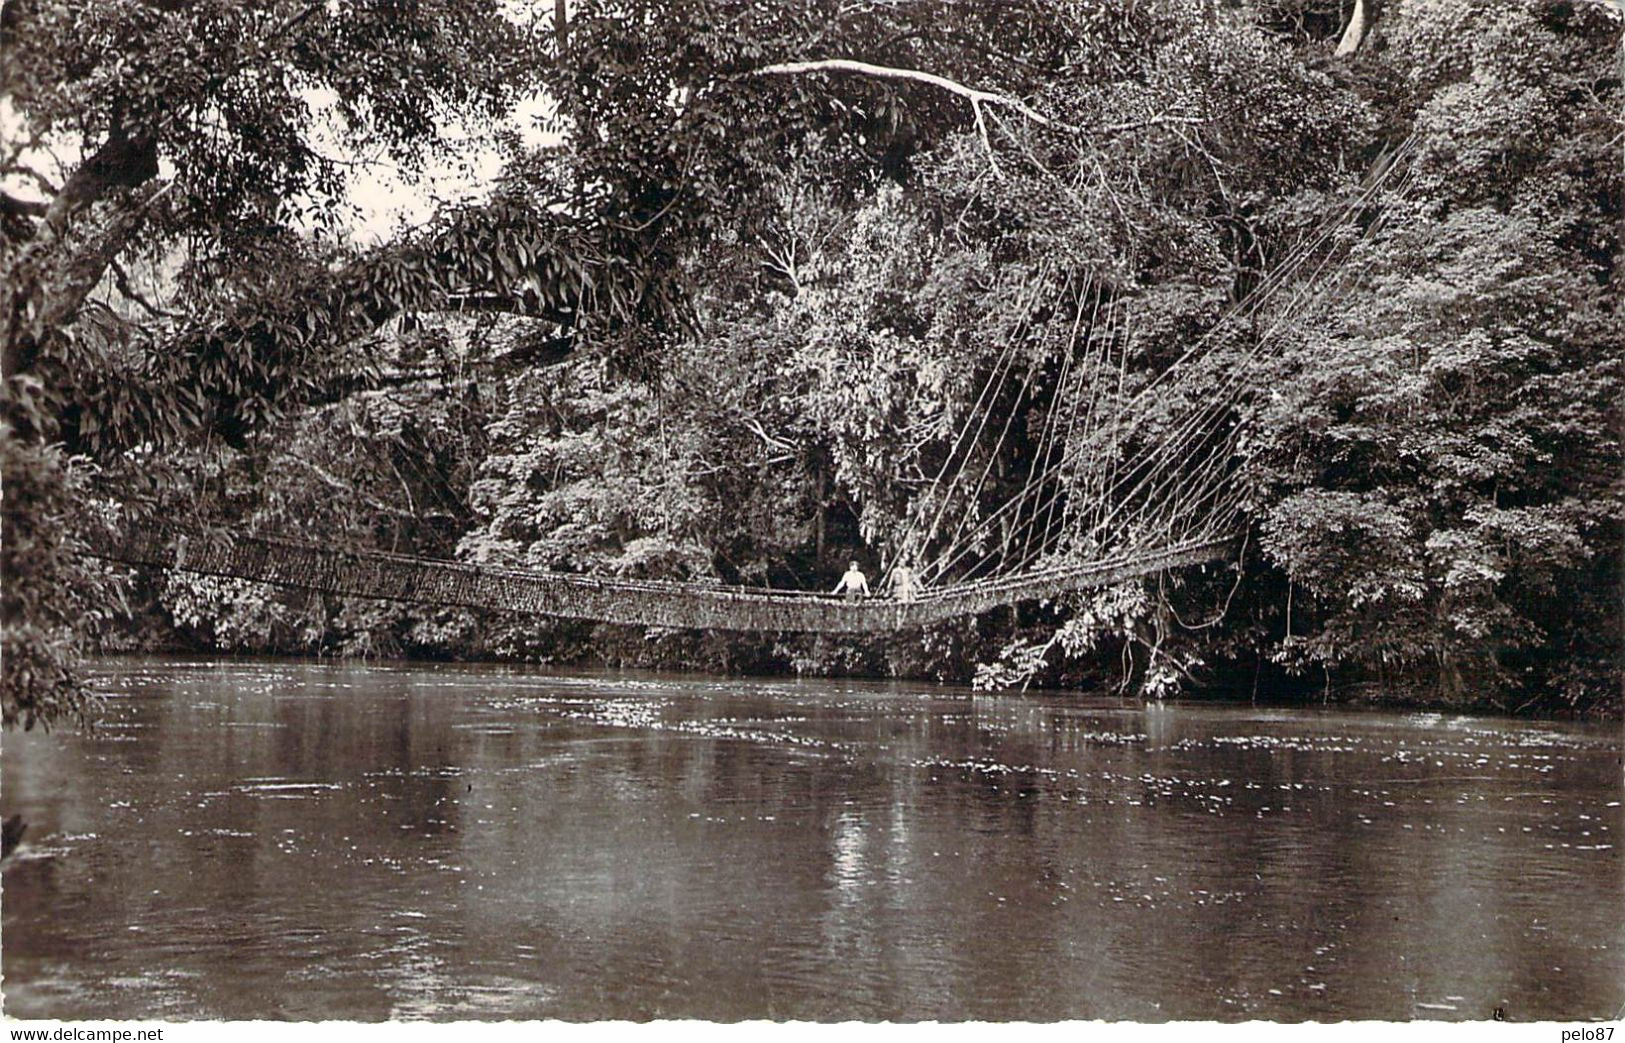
[833,561,871,601]
[889,562,921,603]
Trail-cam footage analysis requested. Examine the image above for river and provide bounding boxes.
[1,657,1619,1021]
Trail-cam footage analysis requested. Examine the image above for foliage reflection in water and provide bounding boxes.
[1,658,1619,1021]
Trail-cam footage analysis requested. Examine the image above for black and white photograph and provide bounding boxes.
[1,0,1620,1030]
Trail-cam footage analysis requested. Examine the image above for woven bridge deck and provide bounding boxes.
[93,525,1238,634]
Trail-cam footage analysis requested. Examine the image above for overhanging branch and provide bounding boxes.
[752,58,1078,133]
[0,191,47,218]
[752,59,1207,139]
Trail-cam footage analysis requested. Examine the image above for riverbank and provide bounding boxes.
[91,618,1623,723]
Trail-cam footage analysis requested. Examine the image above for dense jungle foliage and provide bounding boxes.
[2,0,1619,729]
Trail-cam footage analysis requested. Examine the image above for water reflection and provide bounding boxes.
[1,658,1619,1021]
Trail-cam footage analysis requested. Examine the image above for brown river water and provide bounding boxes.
[1,657,1619,1022]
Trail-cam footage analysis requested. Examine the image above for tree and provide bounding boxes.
[1,0,543,726]
[1248,0,1621,711]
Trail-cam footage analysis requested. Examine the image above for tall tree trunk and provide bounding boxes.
[1335,0,1367,56]
[1,127,158,383]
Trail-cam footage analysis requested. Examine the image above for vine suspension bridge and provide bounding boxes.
[86,141,1416,635]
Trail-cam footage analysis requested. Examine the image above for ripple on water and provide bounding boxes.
[233,780,345,797]
[4,659,1620,1023]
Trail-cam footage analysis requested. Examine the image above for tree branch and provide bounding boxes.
[34,181,174,337]
[443,292,577,327]
[0,191,46,218]
[971,98,1003,175]
[753,59,1206,141]
[6,165,59,197]
[1098,113,1208,134]
[110,259,179,319]
[738,415,795,454]
[1334,0,1368,56]
[752,58,1077,132]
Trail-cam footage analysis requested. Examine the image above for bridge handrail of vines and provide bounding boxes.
[90,139,1417,634]
[93,522,1237,635]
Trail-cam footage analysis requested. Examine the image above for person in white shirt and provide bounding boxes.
[833,561,870,601]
